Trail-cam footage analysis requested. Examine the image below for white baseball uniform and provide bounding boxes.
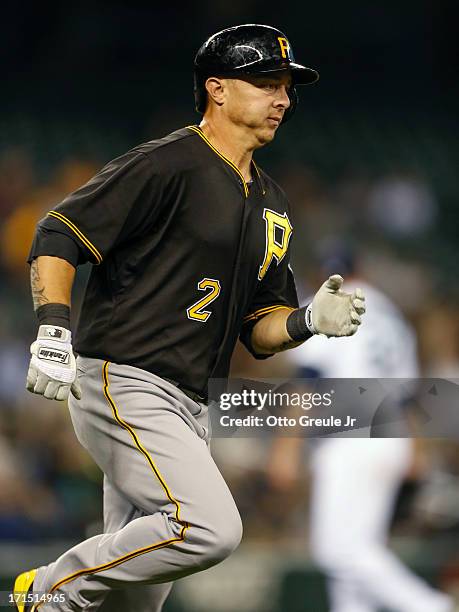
[289,281,453,612]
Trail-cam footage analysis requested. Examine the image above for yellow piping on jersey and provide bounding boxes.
[252,161,266,195]
[47,211,103,264]
[243,304,295,323]
[35,361,190,607]
[186,125,249,198]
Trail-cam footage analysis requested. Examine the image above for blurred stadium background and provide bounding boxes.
[1,1,458,610]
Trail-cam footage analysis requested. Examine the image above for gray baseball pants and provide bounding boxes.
[32,357,242,611]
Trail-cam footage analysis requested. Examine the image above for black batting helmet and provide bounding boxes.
[194,24,319,123]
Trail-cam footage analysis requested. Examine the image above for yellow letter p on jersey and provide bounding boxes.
[258,209,292,280]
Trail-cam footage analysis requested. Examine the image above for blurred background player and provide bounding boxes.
[269,240,456,612]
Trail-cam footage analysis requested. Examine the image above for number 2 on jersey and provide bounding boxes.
[187,278,221,322]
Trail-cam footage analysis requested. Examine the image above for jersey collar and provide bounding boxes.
[187,125,266,198]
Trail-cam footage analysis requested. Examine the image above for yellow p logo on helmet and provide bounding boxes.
[277,37,289,59]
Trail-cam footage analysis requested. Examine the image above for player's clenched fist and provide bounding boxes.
[309,274,366,337]
[26,325,81,401]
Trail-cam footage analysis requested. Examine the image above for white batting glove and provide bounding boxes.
[26,325,81,401]
[308,274,366,337]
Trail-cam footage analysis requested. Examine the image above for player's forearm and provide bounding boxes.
[30,256,76,311]
[251,309,304,354]
[27,257,80,401]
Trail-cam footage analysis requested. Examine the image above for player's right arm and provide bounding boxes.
[27,255,80,401]
[26,149,164,401]
[31,256,75,310]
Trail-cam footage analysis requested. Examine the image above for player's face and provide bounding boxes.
[224,72,292,144]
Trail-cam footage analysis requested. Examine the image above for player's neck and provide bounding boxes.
[199,118,254,182]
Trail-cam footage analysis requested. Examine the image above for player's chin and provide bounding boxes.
[256,124,278,144]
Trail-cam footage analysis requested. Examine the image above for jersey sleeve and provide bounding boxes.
[28,150,164,266]
[27,224,85,268]
[239,255,299,359]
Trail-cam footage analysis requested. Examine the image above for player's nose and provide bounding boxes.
[274,85,291,110]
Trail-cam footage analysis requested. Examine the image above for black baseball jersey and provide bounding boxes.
[28,126,299,396]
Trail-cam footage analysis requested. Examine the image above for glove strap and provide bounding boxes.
[305,303,316,334]
[37,325,72,344]
[286,303,315,342]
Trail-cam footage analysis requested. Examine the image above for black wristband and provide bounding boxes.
[36,303,71,330]
[286,305,314,342]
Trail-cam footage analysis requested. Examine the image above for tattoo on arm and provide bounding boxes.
[31,260,50,310]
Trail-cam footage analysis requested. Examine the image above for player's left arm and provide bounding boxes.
[251,274,366,355]
[251,308,301,354]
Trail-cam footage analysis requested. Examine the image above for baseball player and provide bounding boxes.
[14,25,366,612]
[270,246,455,612]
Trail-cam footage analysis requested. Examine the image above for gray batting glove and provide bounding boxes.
[308,274,366,337]
[26,325,81,401]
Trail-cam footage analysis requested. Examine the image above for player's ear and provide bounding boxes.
[205,77,225,108]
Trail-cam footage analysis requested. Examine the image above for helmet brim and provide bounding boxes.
[233,62,319,85]
[290,63,320,85]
